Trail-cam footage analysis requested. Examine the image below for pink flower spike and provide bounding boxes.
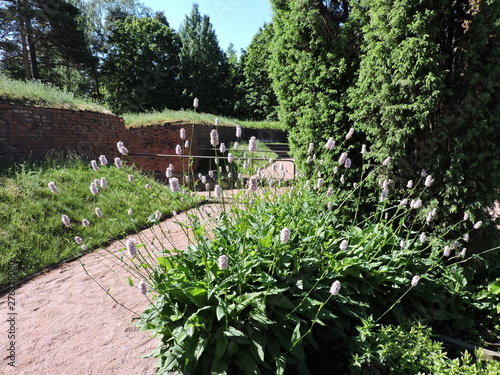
[126,237,137,257]
[99,155,108,166]
[411,275,420,287]
[91,160,99,172]
[48,181,59,194]
[329,280,341,296]
[325,138,335,150]
[180,128,186,140]
[280,228,290,243]
[193,98,199,108]
[218,255,228,270]
[82,219,90,227]
[114,157,123,169]
[139,280,148,295]
[61,215,71,227]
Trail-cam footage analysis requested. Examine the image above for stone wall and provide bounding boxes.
[0,102,288,175]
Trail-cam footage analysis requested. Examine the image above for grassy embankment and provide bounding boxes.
[0,154,199,288]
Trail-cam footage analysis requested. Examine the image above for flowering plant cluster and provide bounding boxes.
[47,119,499,374]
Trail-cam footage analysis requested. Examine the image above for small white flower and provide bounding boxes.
[280,228,291,243]
[166,168,173,179]
[307,143,314,155]
[338,152,348,165]
[421,169,427,177]
[407,180,414,189]
[463,213,470,221]
[220,143,226,153]
[249,136,257,152]
[473,221,482,229]
[460,248,467,257]
[95,207,103,218]
[217,255,228,270]
[316,178,324,190]
[175,145,182,155]
[215,117,220,126]
[99,155,108,166]
[463,233,469,242]
[443,246,451,257]
[329,280,341,295]
[61,215,71,227]
[180,128,186,140]
[169,177,180,193]
[82,219,90,227]
[91,160,99,172]
[114,157,123,169]
[380,189,389,202]
[214,185,222,197]
[155,210,162,221]
[210,129,219,146]
[419,232,427,243]
[361,144,367,154]
[424,175,434,187]
[90,182,99,195]
[127,208,133,215]
[340,240,348,251]
[75,236,83,244]
[139,280,148,295]
[193,98,199,108]
[236,124,242,138]
[325,138,335,150]
[346,128,354,140]
[126,237,137,257]
[326,187,333,197]
[382,157,391,166]
[100,177,107,189]
[48,181,59,194]
[185,140,190,148]
[411,275,420,287]
[399,198,408,206]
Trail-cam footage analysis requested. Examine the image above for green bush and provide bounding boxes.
[350,318,500,374]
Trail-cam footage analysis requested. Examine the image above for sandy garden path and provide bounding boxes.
[0,202,226,375]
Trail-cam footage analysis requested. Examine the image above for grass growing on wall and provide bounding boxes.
[0,75,110,113]
[123,109,282,130]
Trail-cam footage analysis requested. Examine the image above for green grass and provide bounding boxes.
[0,153,198,288]
[123,109,283,130]
[0,75,110,113]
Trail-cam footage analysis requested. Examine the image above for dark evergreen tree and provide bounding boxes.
[0,0,96,93]
[237,23,278,121]
[349,0,500,241]
[269,0,360,172]
[178,3,230,114]
[101,16,181,114]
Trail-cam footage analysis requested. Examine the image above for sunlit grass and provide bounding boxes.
[123,109,282,130]
[0,75,110,113]
[0,153,198,287]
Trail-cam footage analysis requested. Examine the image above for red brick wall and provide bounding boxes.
[0,103,287,176]
[0,103,127,164]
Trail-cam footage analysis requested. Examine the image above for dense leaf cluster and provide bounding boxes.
[269,0,500,246]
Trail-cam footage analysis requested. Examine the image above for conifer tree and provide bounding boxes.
[178,3,230,114]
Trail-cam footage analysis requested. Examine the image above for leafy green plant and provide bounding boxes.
[350,318,500,374]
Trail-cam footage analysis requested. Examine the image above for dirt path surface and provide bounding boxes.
[0,203,225,375]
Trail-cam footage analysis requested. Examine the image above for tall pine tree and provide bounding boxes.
[0,0,96,91]
[178,3,230,114]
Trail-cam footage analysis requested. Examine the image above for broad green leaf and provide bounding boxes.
[236,351,260,375]
[224,326,245,337]
[488,279,500,295]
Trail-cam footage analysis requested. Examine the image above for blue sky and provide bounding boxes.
[141,0,274,53]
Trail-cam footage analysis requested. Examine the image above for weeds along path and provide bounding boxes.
[0,202,228,375]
